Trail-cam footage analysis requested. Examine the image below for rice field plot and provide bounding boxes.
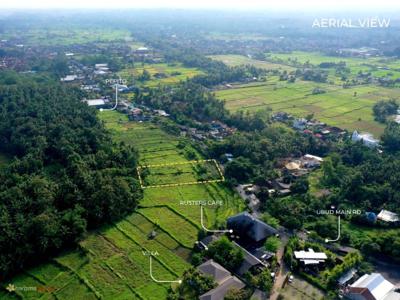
[138,159,224,188]
[268,51,400,81]
[208,54,295,72]
[118,63,203,87]
[215,78,399,135]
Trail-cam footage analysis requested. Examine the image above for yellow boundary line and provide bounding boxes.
[137,159,225,189]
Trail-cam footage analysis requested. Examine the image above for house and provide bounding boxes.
[197,260,245,300]
[196,235,221,251]
[61,74,78,82]
[301,154,324,168]
[293,118,308,130]
[227,212,278,247]
[294,248,327,266]
[352,131,379,148]
[377,210,400,223]
[233,241,268,276]
[154,109,170,117]
[82,98,109,107]
[346,273,399,300]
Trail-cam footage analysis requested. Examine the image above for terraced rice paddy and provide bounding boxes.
[2,111,244,300]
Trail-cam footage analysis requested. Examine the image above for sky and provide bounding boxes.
[1,0,400,10]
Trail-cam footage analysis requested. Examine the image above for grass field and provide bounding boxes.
[214,78,400,136]
[118,63,203,87]
[208,54,295,72]
[2,111,244,300]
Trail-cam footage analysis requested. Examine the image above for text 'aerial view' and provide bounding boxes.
[0,0,400,299]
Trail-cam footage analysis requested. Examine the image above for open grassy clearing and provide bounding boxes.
[279,275,325,300]
[214,78,400,136]
[208,54,295,72]
[3,111,244,299]
[118,63,204,87]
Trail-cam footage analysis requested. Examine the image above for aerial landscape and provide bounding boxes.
[0,1,400,299]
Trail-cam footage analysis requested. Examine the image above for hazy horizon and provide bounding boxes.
[1,0,400,11]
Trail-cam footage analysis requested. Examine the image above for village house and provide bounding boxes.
[352,130,379,148]
[197,259,245,300]
[345,273,400,300]
[294,248,328,267]
[377,209,400,224]
[82,98,110,108]
[227,212,278,248]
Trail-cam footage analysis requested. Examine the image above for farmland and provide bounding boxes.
[215,78,400,136]
[2,111,244,300]
[1,28,131,46]
[208,54,295,72]
[118,63,204,87]
[268,51,400,80]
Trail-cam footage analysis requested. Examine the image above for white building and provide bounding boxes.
[377,210,400,223]
[294,248,327,265]
[60,75,78,82]
[346,273,399,300]
[352,131,379,148]
[82,99,108,107]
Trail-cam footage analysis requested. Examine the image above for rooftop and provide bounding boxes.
[349,273,396,300]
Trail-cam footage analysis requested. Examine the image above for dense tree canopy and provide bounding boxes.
[0,78,141,277]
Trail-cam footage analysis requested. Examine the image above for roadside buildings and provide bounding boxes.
[345,273,399,300]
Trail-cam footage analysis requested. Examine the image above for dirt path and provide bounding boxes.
[269,232,289,300]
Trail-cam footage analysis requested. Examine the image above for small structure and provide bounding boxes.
[301,154,324,168]
[233,242,268,276]
[154,109,170,117]
[61,74,78,82]
[377,210,400,223]
[338,268,357,287]
[352,131,379,148]
[197,260,245,300]
[227,212,278,247]
[196,235,220,251]
[346,273,399,300]
[294,248,327,265]
[293,118,308,130]
[82,98,109,108]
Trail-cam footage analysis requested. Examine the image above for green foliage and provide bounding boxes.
[0,79,141,277]
[171,268,217,299]
[382,121,400,152]
[373,100,398,123]
[264,236,281,253]
[207,236,244,271]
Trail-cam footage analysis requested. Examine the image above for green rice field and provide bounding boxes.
[1,111,244,300]
[215,78,400,136]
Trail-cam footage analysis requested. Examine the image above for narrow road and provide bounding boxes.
[269,232,289,300]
